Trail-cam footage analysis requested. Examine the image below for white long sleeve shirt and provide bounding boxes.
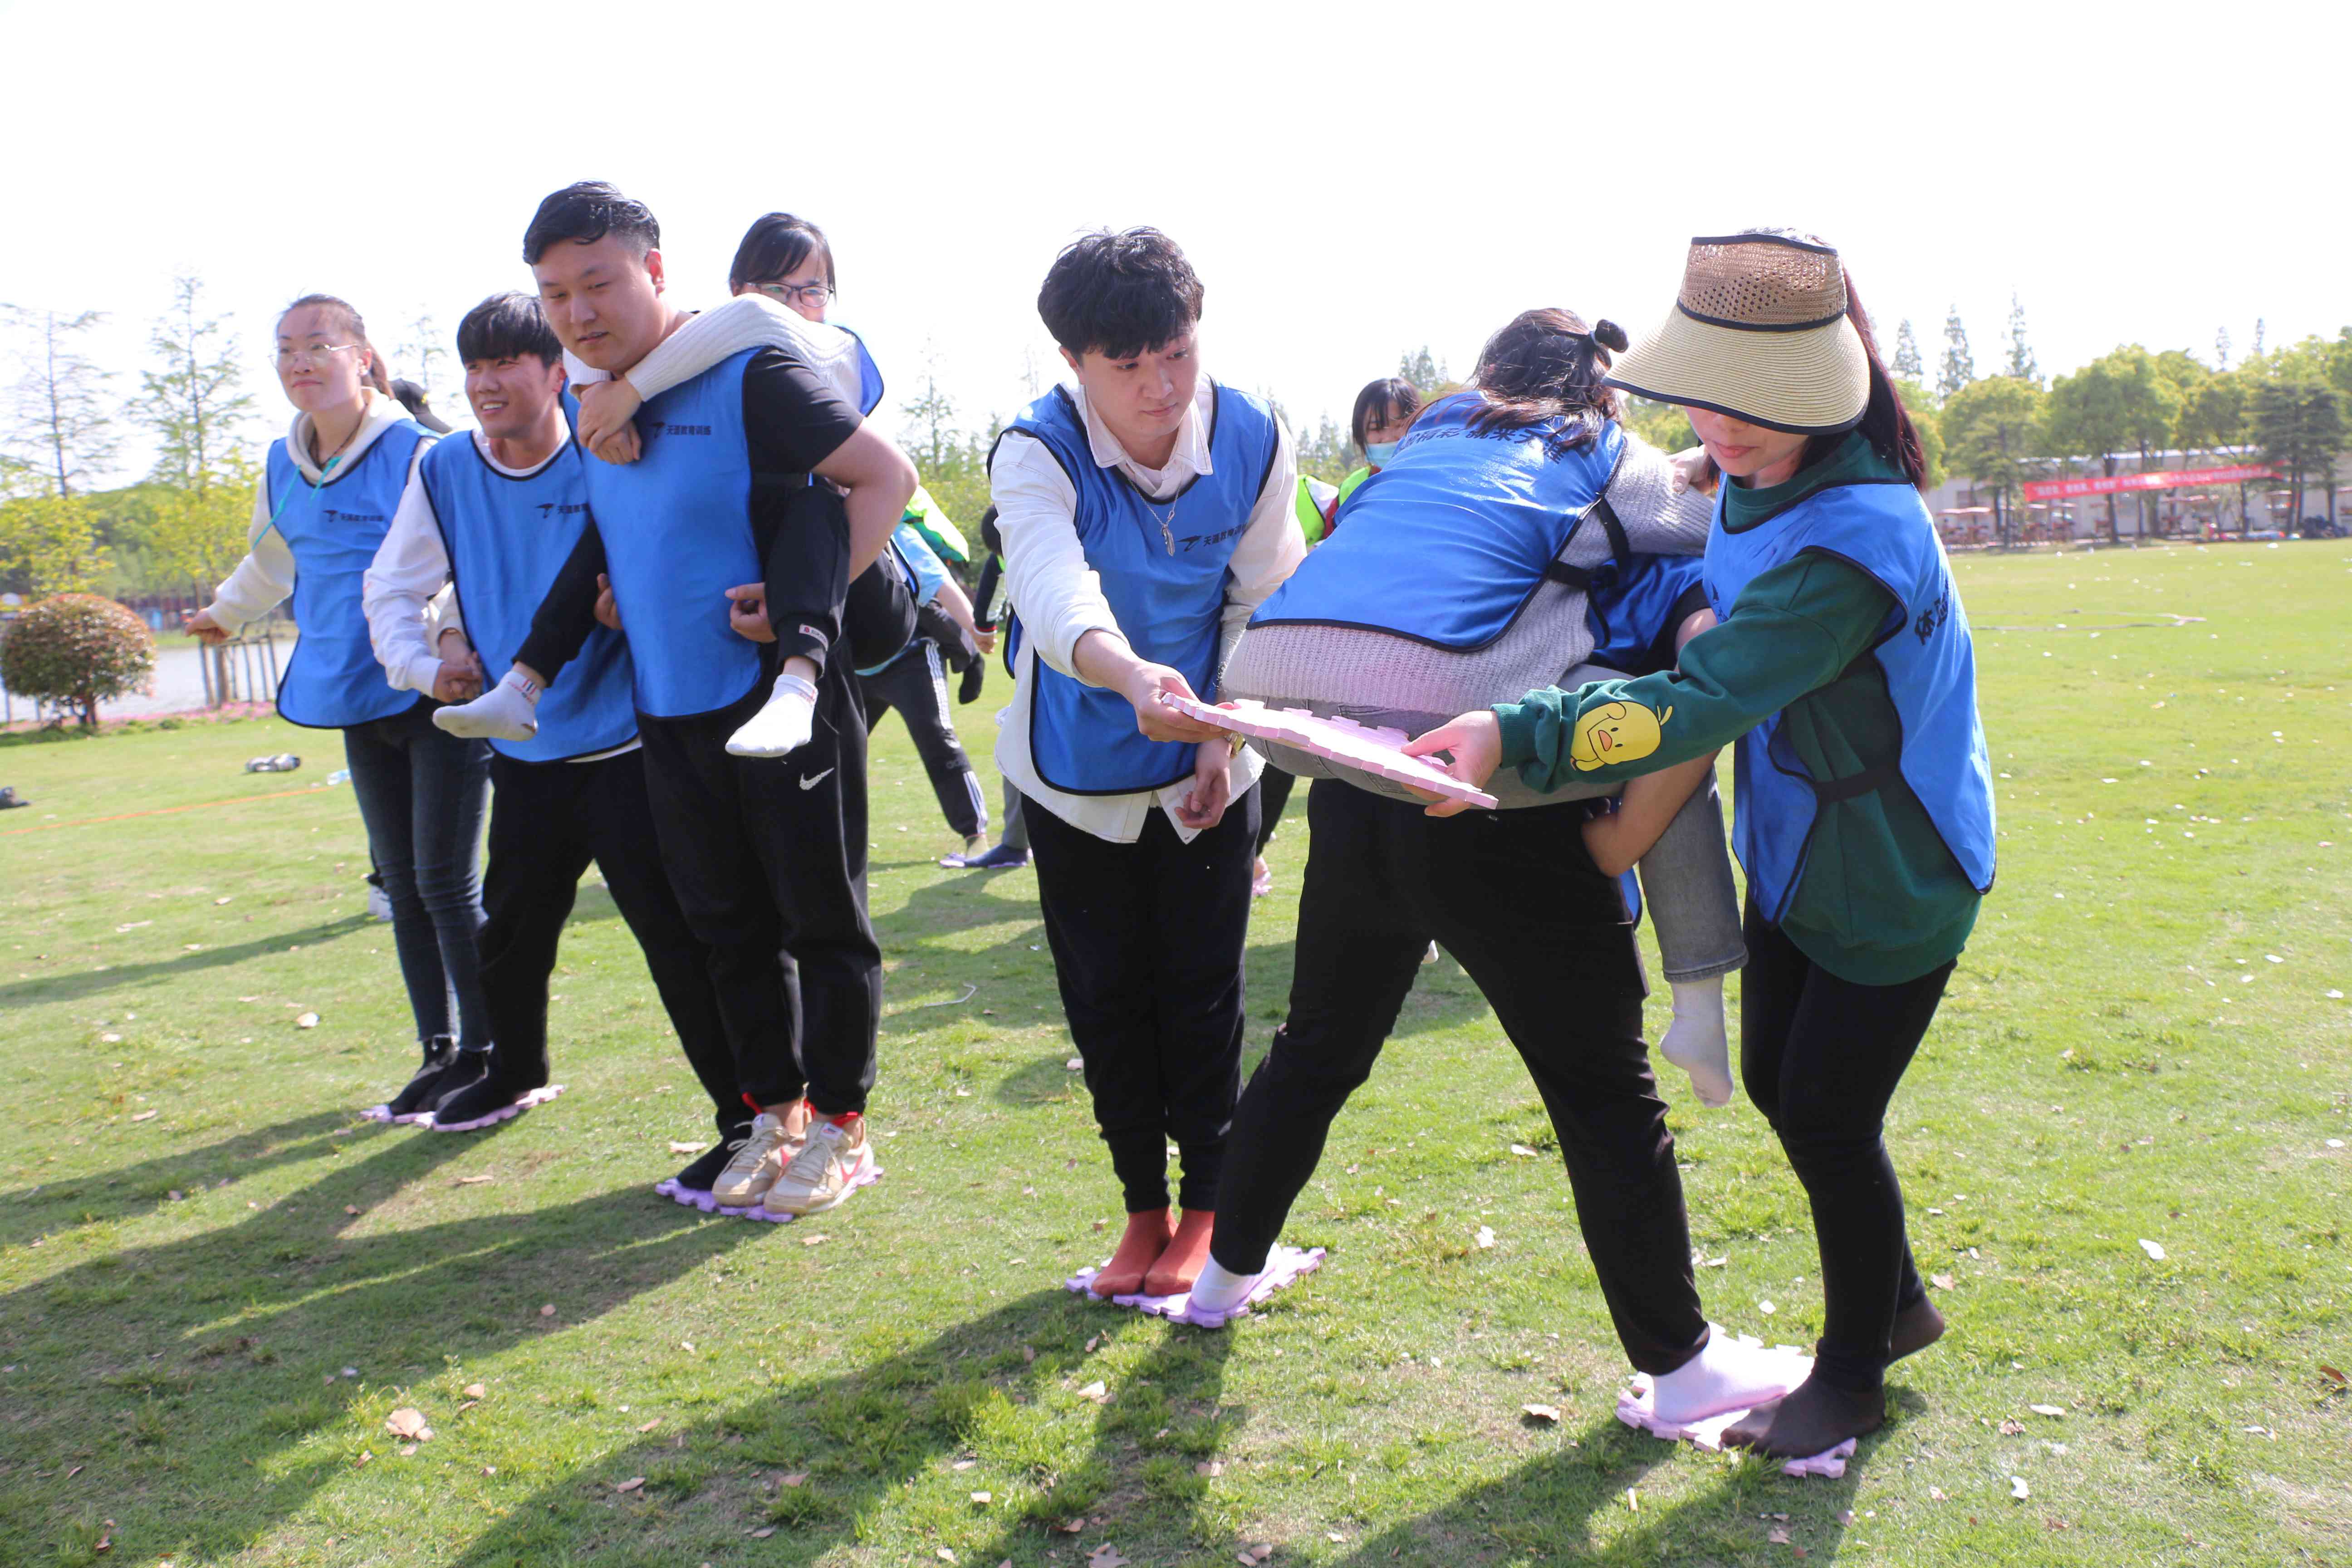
[564,292,878,409]
[362,431,637,762]
[990,377,1303,844]
[206,388,442,636]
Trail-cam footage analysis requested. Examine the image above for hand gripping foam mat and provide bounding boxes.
[1063,1245,1325,1328]
[430,1084,564,1133]
[1614,1333,1855,1477]
[653,1161,882,1222]
[1155,694,1500,811]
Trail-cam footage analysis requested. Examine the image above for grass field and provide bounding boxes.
[1,541,2347,1568]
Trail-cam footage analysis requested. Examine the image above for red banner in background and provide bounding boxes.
[2023,463,2278,501]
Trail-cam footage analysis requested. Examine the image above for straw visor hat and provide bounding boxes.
[1604,232,1870,436]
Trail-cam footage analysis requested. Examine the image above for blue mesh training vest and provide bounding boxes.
[572,350,762,719]
[999,384,1280,795]
[1250,393,1625,648]
[419,434,638,762]
[265,420,433,729]
[1703,477,1998,920]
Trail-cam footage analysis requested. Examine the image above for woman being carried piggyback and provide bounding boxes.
[1408,231,1997,1456]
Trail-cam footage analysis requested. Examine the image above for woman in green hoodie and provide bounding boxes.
[1406,231,1997,1459]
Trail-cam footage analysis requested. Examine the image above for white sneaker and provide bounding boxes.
[761,1117,875,1218]
[709,1110,808,1209]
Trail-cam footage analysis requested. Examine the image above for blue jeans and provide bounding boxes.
[342,699,492,1050]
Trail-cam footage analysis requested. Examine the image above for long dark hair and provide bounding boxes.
[1804,270,1927,489]
[1465,308,1631,456]
[730,212,835,292]
[1350,377,1422,452]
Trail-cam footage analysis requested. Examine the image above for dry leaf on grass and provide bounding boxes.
[1077,1380,1108,1402]
[1088,1547,1130,1568]
[2029,1404,2066,1417]
[1522,1404,1562,1423]
[539,1304,556,1317]
[1509,1143,1540,1157]
[637,1419,660,1432]
[667,1141,706,1156]
[1769,1526,1792,1544]
[1053,1518,1085,1534]
[952,1459,977,1471]
[385,1409,431,1441]
[937,1551,957,1563]
[463,1383,486,1400]
[344,1205,361,1216]
[1475,1226,1496,1249]
[613,1476,645,1493]
[780,1472,808,1488]
[131,1110,158,1123]
[801,1235,829,1247]
[454,1175,494,1186]
[748,1527,776,1539]
[296,1013,320,1029]
[1195,1460,1225,1477]
[2010,1476,2031,1500]
[398,1443,418,1457]
[1928,1487,1947,1501]
[1084,1335,1101,1352]
[2137,1239,2167,1261]
[1999,1419,2025,1435]
[970,1491,993,1504]
[1931,1273,1955,1290]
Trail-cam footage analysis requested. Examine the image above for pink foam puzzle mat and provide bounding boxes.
[653,1161,882,1221]
[430,1084,564,1133]
[1062,1245,1325,1328]
[1615,1334,1854,1477]
[1156,694,1499,811]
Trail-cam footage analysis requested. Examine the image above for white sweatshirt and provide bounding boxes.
[564,292,879,409]
[206,388,452,641]
[990,378,1304,845]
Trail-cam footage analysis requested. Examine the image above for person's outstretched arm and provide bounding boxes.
[510,518,610,687]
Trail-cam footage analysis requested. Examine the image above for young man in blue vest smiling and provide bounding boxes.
[991,229,1304,1297]
[363,293,740,1161]
[440,183,919,1219]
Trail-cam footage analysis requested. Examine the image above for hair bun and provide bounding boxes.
[1594,319,1630,353]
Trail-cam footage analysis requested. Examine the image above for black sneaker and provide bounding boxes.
[656,1121,753,1212]
[366,1036,459,1124]
[430,1053,564,1132]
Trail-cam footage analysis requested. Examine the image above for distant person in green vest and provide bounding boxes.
[1406,230,1997,1459]
[1255,377,1428,894]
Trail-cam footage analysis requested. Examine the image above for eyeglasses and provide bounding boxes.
[754,281,835,309]
[274,343,358,369]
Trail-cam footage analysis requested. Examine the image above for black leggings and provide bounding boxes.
[1740,899,1952,1393]
[1215,781,1708,1375]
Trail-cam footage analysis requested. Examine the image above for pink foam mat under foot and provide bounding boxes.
[1063,1245,1325,1328]
[1155,694,1499,811]
[431,1084,564,1133]
[1615,1335,1855,1478]
[652,1163,882,1222]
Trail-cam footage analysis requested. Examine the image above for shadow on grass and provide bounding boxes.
[0,1109,351,1249]
[3,1122,761,1564]
[1323,1413,1867,1567]
[445,1289,1238,1568]
[0,915,375,1009]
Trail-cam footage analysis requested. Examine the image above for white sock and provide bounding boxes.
[1186,1259,1260,1313]
[1648,1328,1801,1425]
[725,672,819,758]
[433,671,539,741]
[1659,976,1733,1107]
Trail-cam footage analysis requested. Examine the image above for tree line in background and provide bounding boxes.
[6,284,2349,616]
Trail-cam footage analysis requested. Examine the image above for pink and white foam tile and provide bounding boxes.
[1062,1245,1325,1328]
[1155,694,1499,812]
[431,1084,564,1133]
[1614,1336,1855,1477]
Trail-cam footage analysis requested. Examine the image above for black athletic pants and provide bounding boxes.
[1740,898,1951,1393]
[633,664,881,1116]
[475,748,736,1132]
[861,640,986,841]
[1213,780,1709,1376]
[1254,765,1295,858]
[1023,784,1260,1214]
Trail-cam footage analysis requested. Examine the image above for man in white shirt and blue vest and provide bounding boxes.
[990,228,1304,1299]
[363,293,741,1166]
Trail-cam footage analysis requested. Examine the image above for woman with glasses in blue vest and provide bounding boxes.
[188,295,493,1122]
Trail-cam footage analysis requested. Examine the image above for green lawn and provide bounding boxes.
[1,541,2347,1568]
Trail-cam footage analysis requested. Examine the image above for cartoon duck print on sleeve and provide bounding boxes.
[1569,698,1674,771]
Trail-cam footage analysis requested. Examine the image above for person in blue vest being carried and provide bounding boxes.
[1407,231,1997,1457]
[187,294,491,1124]
[439,183,919,1220]
[994,229,1303,1299]
[362,293,737,1154]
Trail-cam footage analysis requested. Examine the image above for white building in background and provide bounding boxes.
[1923,447,2350,543]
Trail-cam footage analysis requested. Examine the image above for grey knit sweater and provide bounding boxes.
[1220,431,1710,807]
